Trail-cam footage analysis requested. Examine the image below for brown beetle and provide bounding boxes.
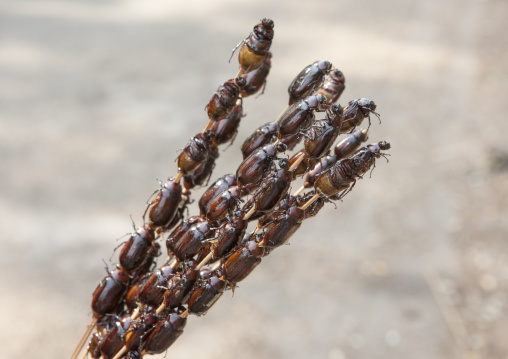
[183,145,219,190]
[118,226,155,273]
[234,18,274,74]
[206,77,246,122]
[143,308,187,355]
[222,240,264,284]
[340,98,379,132]
[137,264,175,308]
[176,131,215,175]
[187,273,227,316]
[240,121,279,159]
[203,186,244,223]
[240,52,272,97]
[241,159,292,220]
[91,268,130,318]
[99,315,132,359]
[236,143,285,189]
[260,205,305,249]
[314,68,346,104]
[278,94,327,138]
[145,179,182,231]
[209,103,243,146]
[303,128,369,189]
[314,141,390,198]
[288,60,332,105]
[198,174,237,216]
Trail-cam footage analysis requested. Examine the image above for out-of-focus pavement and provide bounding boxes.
[1,1,507,358]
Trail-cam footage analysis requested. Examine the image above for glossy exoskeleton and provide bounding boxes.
[340,98,379,132]
[260,205,305,249]
[299,191,326,219]
[303,128,369,189]
[145,179,182,231]
[129,241,160,284]
[137,265,175,307]
[207,77,246,122]
[289,103,344,179]
[125,278,145,313]
[177,131,215,175]
[280,132,302,151]
[162,191,190,232]
[143,307,187,355]
[99,315,132,359]
[88,330,105,359]
[240,121,279,159]
[241,52,271,97]
[203,186,243,223]
[188,273,227,316]
[171,220,212,261]
[91,268,130,318]
[236,143,286,189]
[304,103,344,158]
[183,145,219,190]
[118,226,155,273]
[222,240,264,284]
[314,69,346,104]
[124,307,158,352]
[162,263,199,308]
[288,60,332,105]
[314,141,390,198]
[242,159,291,220]
[210,103,243,146]
[198,174,237,216]
[196,216,247,263]
[278,94,327,138]
[235,18,274,74]
[166,216,206,256]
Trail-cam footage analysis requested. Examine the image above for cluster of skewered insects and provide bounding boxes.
[71,18,391,359]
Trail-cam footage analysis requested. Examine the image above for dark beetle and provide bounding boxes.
[288,60,332,105]
[278,94,327,137]
[240,52,272,97]
[222,240,264,284]
[236,143,285,189]
[143,308,187,355]
[188,274,226,316]
[260,205,305,249]
[235,18,274,74]
[119,226,155,273]
[206,77,246,122]
[209,103,243,146]
[303,128,369,189]
[198,174,237,216]
[240,121,279,159]
[177,131,215,175]
[145,179,182,230]
[91,268,130,318]
[241,159,292,220]
[314,68,346,104]
[340,98,379,133]
[314,141,390,198]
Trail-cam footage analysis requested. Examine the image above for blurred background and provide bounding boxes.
[1,0,507,358]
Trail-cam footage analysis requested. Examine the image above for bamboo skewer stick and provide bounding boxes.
[71,318,97,359]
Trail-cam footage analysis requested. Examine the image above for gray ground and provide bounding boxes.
[1,1,507,358]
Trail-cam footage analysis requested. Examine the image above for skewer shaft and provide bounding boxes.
[71,317,97,359]
[300,193,320,210]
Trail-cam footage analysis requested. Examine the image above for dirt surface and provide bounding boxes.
[1,1,507,358]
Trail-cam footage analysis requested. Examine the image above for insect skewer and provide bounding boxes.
[288,151,306,172]
[70,318,97,359]
[174,172,183,183]
[300,193,320,210]
[275,105,291,124]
